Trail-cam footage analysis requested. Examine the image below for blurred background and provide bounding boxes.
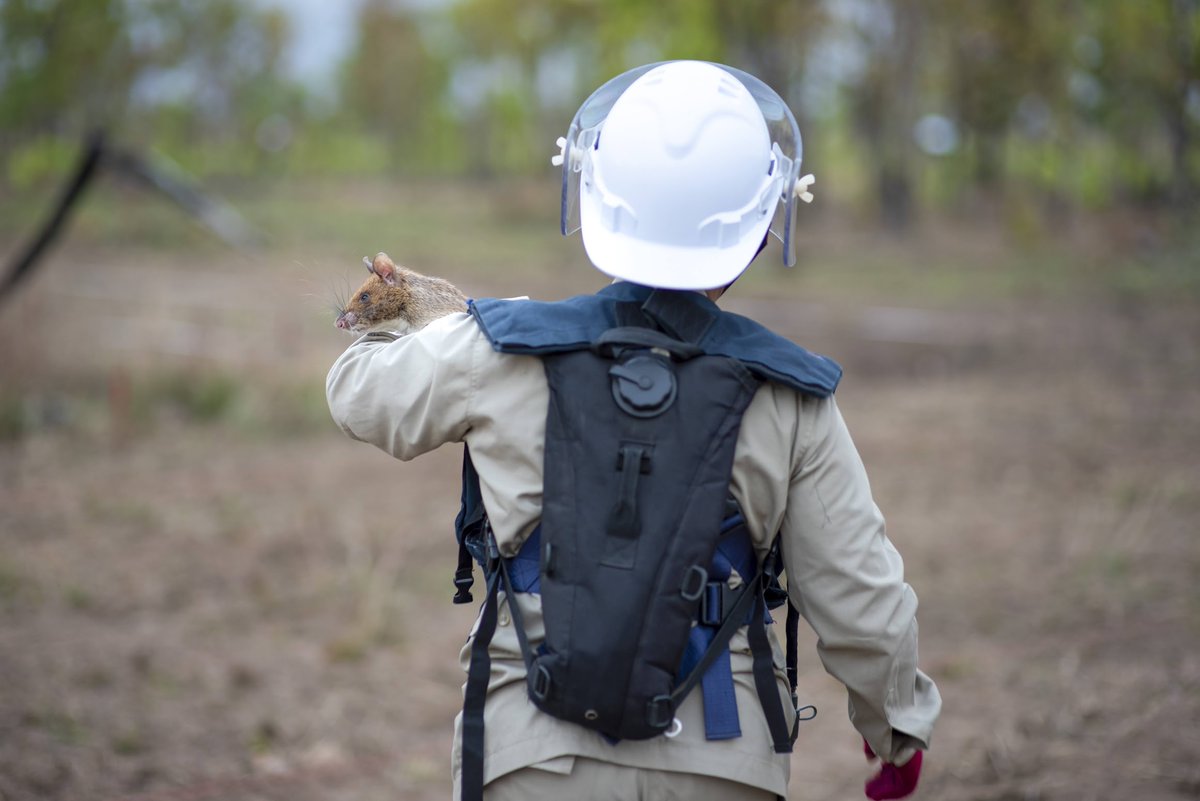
[0,1,1197,800]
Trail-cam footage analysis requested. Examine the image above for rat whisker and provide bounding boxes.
[323,272,355,316]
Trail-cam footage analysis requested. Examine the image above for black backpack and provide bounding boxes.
[453,291,806,800]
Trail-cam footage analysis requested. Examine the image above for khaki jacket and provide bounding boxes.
[326,308,941,796]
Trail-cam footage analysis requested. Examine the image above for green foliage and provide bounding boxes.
[338,1,454,172]
[111,730,146,756]
[0,0,127,134]
[1082,0,1200,202]
[0,0,298,185]
[0,391,27,442]
[0,369,346,440]
[5,136,78,189]
[0,0,1195,219]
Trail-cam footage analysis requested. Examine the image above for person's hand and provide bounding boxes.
[863,739,923,800]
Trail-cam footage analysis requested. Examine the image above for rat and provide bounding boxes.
[335,252,468,336]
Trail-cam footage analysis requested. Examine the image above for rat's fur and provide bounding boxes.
[336,252,467,335]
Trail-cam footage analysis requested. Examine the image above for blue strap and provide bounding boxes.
[507,526,542,593]
[714,515,757,590]
[678,618,742,739]
[686,521,777,741]
[692,524,748,740]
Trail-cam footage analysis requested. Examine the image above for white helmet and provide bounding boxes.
[554,61,814,290]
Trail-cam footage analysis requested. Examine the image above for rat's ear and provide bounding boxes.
[369,252,400,286]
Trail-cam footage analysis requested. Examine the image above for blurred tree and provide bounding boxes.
[0,0,297,185]
[447,0,597,175]
[831,0,1199,221]
[0,0,129,137]
[1089,0,1199,203]
[935,0,1069,191]
[6,0,1191,216]
[715,1,825,107]
[845,0,925,229]
[332,0,1200,212]
[339,0,455,173]
[442,0,822,175]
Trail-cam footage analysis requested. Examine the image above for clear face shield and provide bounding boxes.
[553,61,811,267]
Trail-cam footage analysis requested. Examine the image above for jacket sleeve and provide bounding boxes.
[781,396,941,764]
[325,314,478,460]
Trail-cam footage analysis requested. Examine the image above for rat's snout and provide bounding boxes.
[336,310,357,330]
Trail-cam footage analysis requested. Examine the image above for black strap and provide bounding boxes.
[607,444,648,541]
[498,555,536,674]
[748,589,794,753]
[592,326,703,361]
[641,289,717,344]
[460,564,501,801]
[453,541,475,604]
[770,538,808,747]
[453,447,485,602]
[786,600,800,693]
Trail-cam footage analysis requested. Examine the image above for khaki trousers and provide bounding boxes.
[483,757,777,801]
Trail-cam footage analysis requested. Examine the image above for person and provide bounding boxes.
[326,60,941,801]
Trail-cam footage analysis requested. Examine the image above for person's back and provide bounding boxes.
[327,60,940,801]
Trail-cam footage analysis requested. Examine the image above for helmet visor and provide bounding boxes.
[558,61,804,267]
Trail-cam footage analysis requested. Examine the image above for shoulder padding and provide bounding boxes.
[469,284,841,398]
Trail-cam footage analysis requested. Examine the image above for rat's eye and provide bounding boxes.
[359,292,370,303]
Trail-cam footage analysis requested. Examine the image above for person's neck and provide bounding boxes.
[608,278,726,303]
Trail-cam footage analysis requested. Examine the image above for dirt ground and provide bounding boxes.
[1,205,1198,801]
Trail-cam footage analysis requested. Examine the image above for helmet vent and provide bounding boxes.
[716,75,742,98]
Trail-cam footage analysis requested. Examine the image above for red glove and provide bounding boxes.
[863,739,923,800]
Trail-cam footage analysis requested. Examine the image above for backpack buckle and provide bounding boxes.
[531,663,553,701]
[680,565,708,601]
[699,581,724,626]
[452,569,474,605]
[646,695,674,730]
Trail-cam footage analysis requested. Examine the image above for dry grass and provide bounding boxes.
[0,180,1197,800]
